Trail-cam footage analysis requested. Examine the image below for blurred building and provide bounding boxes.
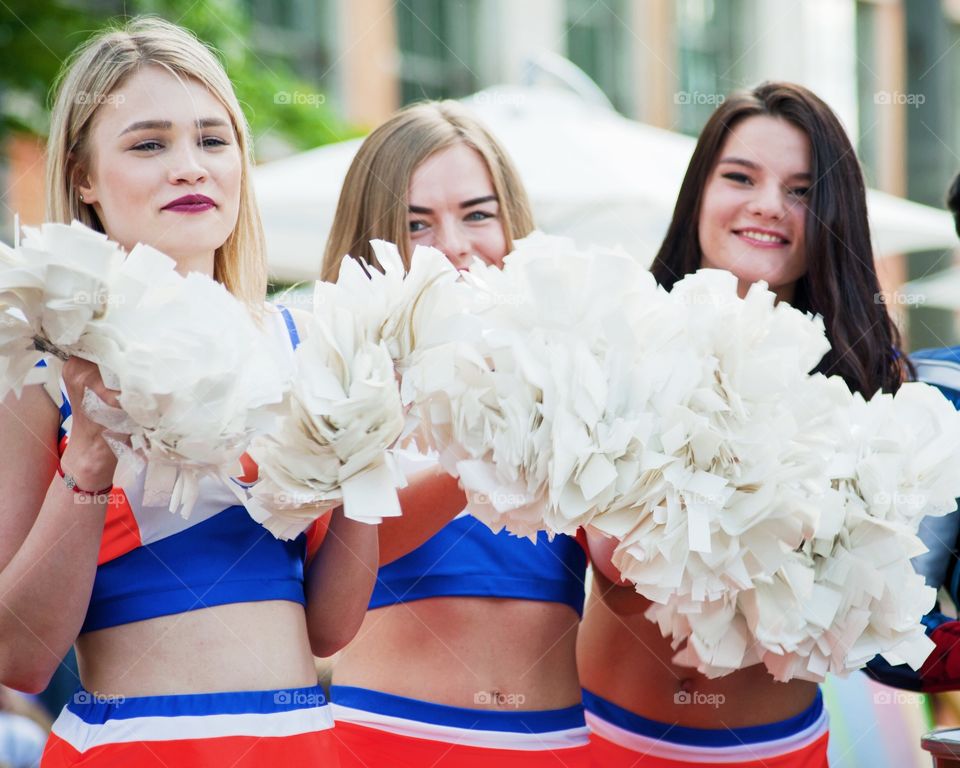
[242,0,959,347]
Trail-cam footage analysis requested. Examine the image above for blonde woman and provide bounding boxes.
[0,18,376,766]
[323,102,592,768]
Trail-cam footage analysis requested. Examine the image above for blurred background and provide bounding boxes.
[4,2,960,766]
[5,1,960,349]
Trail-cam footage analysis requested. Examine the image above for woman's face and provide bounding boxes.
[697,115,811,303]
[77,65,242,273]
[407,143,508,269]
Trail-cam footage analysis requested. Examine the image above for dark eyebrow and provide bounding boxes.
[119,118,230,136]
[460,195,498,208]
[408,195,499,215]
[717,156,811,181]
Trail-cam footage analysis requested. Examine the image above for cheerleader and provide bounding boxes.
[578,81,909,768]
[0,18,377,766]
[321,101,592,767]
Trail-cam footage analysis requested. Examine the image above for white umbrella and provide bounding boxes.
[255,85,958,283]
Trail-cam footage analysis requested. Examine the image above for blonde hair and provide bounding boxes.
[321,100,535,281]
[46,16,267,308]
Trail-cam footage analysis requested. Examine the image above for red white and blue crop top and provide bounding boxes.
[51,306,314,634]
[370,453,589,616]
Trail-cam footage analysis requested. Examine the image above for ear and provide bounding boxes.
[72,160,99,205]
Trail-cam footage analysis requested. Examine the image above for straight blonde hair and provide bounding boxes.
[321,101,535,281]
[46,16,267,308]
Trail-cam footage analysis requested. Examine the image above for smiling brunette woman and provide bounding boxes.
[0,18,377,767]
[578,82,908,768]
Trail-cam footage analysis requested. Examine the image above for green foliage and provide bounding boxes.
[0,0,350,149]
[0,0,94,135]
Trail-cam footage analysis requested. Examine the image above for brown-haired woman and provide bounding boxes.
[578,82,908,767]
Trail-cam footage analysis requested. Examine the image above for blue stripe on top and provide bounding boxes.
[276,304,301,350]
[67,684,327,723]
[81,506,307,633]
[330,685,585,733]
[581,688,824,748]
[369,515,587,615]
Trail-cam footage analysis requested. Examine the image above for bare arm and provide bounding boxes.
[304,509,379,658]
[0,360,119,692]
[378,468,465,565]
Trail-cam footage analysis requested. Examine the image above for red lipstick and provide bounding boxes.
[163,194,215,213]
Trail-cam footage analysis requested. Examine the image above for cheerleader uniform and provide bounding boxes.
[331,498,591,767]
[41,307,340,767]
[582,689,829,767]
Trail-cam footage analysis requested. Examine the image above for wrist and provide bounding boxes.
[59,447,116,493]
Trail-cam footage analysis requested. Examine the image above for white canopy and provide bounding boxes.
[255,85,957,283]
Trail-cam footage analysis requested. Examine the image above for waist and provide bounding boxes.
[76,601,317,697]
[330,685,589,750]
[583,687,828,762]
[578,583,820,727]
[335,597,581,709]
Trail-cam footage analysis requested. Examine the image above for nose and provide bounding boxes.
[747,181,787,220]
[166,140,207,185]
[433,220,472,268]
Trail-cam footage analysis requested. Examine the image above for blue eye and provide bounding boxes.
[408,220,427,233]
[131,140,163,152]
[465,210,494,222]
[201,136,228,148]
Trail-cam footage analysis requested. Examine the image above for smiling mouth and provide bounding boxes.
[735,229,789,246]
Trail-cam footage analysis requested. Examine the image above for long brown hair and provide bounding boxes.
[321,100,534,281]
[651,81,908,396]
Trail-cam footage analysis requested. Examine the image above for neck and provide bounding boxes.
[174,250,216,279]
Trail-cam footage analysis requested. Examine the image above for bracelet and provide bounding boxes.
[56,461,113,499]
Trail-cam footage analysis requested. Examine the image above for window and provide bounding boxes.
[675,0,752,135]
[564,0,634,114]
[396,0,482,103]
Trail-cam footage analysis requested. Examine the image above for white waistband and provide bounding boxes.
[585,708,829,764]
[331,703,590,751]
[51,705,333,753]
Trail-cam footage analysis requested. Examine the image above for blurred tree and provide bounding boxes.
[0,0,350,149]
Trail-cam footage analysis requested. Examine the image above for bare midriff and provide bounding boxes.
[333,596,581,710]
[577,570,818,729]
[76,600,317,696]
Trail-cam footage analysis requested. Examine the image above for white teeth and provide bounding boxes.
[739,230,785,244]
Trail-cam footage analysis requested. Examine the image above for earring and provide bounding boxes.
[79,194,84,202]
